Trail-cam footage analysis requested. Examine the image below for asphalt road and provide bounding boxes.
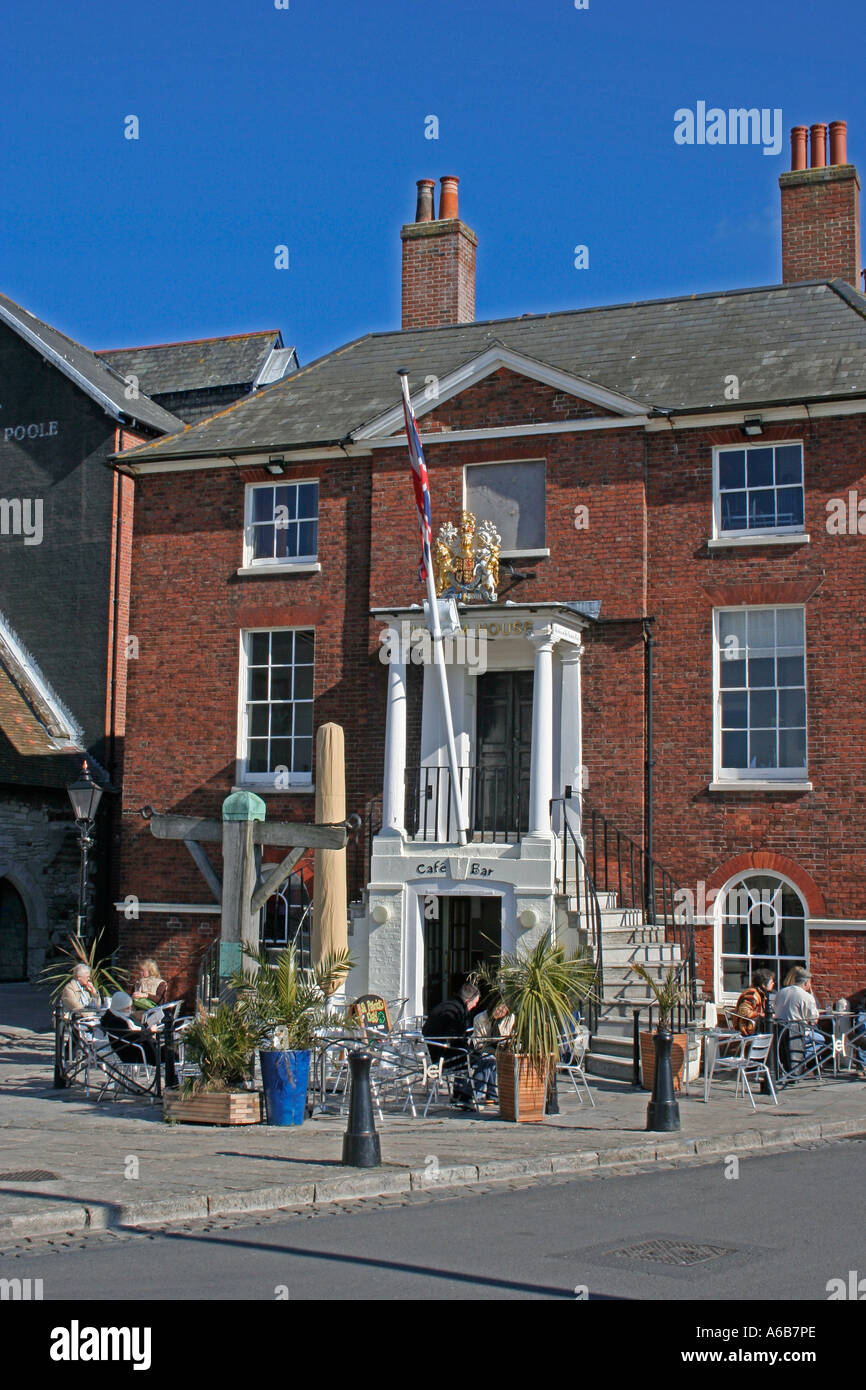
[3,1138,864,1302]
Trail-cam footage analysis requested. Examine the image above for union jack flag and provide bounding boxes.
[399,372,433,582]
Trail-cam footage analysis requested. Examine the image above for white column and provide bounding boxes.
[559,640,584,807]
[381,634,406,837]
[528,627,556,837]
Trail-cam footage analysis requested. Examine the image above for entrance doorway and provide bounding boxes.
[475,670,532,837]
[423,896,501,1012]
[0,879,28,981]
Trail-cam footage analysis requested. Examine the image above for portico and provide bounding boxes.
[348,602,596,1016]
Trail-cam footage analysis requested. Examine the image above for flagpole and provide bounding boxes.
[398,370,468,846]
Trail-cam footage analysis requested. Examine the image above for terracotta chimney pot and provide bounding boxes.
[810,123,827,168]
[439,176,459,220]
[829,120,848,166]
[790,126,808,171]
[415,179,436,223]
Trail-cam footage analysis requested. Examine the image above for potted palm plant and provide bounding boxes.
[232,944,352,1126]
[484,934,596,1123]
[41,929,127,1005]
[164,1004,262,1125]
[633,962,690,1093]
[632,962,687,1132]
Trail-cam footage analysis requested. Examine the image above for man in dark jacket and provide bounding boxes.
[100,991,159,1065]
[423,982,496,1108]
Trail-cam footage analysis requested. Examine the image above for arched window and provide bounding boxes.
[0,879,28,981]
[717,872,807,997]
[259,872,312,966]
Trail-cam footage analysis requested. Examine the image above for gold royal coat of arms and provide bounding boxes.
[433,510,501,603]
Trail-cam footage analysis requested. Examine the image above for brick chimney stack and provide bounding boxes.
[780,120,862,289]
[401,176,477,330]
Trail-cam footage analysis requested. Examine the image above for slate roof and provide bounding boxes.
[97,330,293,396]
[118,280,866,463]
[0,292,184,435]
[0,615,86,789]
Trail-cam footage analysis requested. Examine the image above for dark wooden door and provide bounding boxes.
[475,671,533,837]
[0,879,28,981]
[423,896,502,1013]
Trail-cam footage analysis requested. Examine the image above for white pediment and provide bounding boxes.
[351,344,646,441]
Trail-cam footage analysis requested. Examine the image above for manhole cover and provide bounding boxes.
[0,1170,59,1182]
[608,1238,733,1266]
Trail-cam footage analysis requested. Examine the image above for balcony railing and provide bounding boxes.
[404,765,528,844]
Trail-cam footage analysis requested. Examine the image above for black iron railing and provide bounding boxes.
[404,765,527,843]
[356,792,382,901]
[552,795,604,1034]
[196,936,219,1011]
[555,794,698,1041]
[582,803,697,1026]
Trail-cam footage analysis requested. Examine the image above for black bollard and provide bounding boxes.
[163,1015,177,1090]
[545,1065,560,1115]
[342,1051,381,1168]
[53,1008,69,1090]
[646,1028,681,1132]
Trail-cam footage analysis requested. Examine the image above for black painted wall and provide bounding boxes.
[0,320,118,765]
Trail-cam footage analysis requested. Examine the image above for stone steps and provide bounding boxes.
[585,1047,636,1082]
[602,945,681,969]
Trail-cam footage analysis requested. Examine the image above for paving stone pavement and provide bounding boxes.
[0,1024,863,1242]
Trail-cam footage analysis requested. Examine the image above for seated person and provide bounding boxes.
[132,958,168,1014]
[733,968,775,1035]
[848,986,866,1075]
[773,968,828,1058]
[60,962,101,1016]
[423,983,496,1108]
[472,999,514,1044]
[100,991,159,1065]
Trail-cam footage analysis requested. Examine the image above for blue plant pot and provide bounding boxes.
[259,1049,311,1126]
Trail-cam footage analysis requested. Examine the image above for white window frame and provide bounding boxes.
[242,480,319,570]
[236,626,315,789]
[712,605,808,785]
[462,457,549,559]
[713,870,809,1003]
[711,441,806,544]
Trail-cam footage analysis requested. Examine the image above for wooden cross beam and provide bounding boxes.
[149,814,350,849]
[145,798,358,974]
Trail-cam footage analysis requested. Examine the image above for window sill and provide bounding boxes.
[236,563,321,577]
[232,783,315,795]
[707,534,809,550]
[499,548,550,560]
[708,780,812,793]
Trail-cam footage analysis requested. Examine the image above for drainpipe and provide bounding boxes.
[643,617,656,926]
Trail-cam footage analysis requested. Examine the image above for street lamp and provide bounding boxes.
[67,761,103,939]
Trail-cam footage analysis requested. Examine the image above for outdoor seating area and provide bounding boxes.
[51,984,866,1126]
[699,1005,863,1111]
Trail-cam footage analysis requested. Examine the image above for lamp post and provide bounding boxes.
[67,761,103,941]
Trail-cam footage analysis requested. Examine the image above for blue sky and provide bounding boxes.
[2,0,863,365]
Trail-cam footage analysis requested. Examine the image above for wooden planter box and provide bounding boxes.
[639,1032,687,1092]
[163,1089,262,1125]
[496,1052,550,1123]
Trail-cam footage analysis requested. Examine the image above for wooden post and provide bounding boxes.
[220,790,267,979]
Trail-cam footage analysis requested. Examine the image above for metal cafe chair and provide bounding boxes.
[703,1028,749,1102]
[366,1031,428,1117]
[555,1022,595,1106]
[78,1022,161,1104]
[715,1033,778,1111]
[774,1019,832,1087]
[418,1036,480,1116]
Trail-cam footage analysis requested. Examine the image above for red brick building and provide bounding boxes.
[115,123,866,1067]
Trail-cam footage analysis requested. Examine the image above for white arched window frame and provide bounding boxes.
[713,870,809,1002]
